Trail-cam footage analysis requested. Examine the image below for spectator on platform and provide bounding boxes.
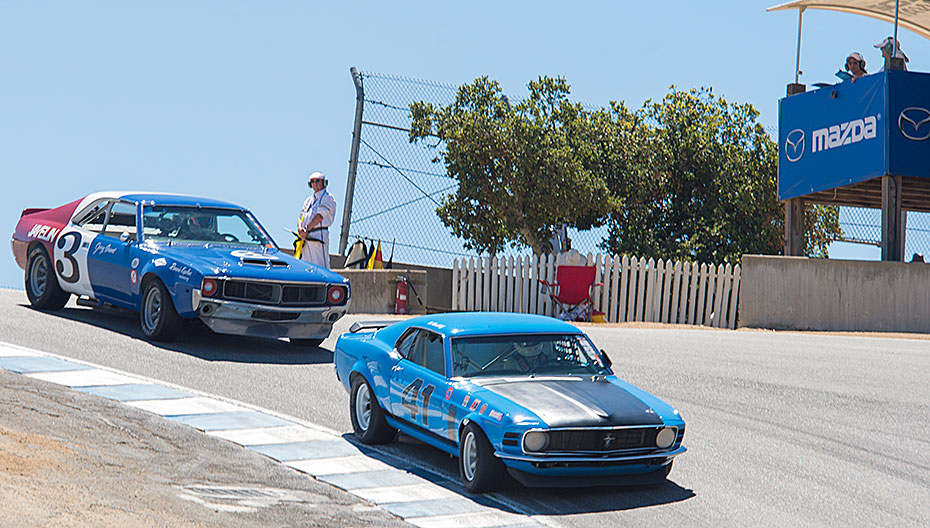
[876,37,909,71]
[845,52,868,82]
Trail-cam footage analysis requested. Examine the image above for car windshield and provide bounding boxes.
[450,334,610,378]
[141,206,273,246]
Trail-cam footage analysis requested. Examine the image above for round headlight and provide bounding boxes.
[523,431,549,452]
[656,427,676,449]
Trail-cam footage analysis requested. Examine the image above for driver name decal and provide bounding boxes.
[92,242,118,256]
[169,263,193,280]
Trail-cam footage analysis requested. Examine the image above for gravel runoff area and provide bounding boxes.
[0,368,409,528]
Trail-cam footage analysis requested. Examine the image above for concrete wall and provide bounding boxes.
[330,255,452,312]
[277,251,453,313]
[738,255,930,332]
[339,270,428,315]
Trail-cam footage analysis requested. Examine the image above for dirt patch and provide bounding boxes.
[0,370,407,528]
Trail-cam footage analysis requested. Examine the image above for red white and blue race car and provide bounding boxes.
[11,192,350,345]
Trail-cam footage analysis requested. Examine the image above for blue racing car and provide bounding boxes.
[334,312,686,492]
[12,191,350,345]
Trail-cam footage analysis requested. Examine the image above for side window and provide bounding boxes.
[420,332,446,376]
[75,200,113,233]
[396,330,419,361]
[103,201,137,241]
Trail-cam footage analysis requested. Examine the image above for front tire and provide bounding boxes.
[140,279,181,341]
[25,246,70,310]
[459,423,505,493]
[349,376,396,444]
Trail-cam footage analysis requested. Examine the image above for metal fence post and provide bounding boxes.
[339,66,365,255]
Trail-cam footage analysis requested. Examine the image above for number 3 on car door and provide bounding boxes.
[53,225,95,298]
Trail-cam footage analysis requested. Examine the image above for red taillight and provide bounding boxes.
[202,278,218,297]
[327,286,346,305]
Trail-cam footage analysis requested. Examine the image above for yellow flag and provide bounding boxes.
[366,240,384,270]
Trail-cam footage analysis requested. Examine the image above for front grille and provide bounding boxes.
[217,280,327,307]
[545,427,661,453]
[281,285,323,305]
[224,281,277,303]
[503,432,520,447]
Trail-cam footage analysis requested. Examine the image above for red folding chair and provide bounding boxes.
[538,265,601,321]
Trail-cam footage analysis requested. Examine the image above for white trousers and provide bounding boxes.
[301,238,330,270]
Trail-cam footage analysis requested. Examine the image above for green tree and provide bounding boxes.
[409,76,616,255]
[602,87,840,263]
[411,79,840,263]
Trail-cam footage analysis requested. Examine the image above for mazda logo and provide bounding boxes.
[899,107,930,141]
[785,129,805,162]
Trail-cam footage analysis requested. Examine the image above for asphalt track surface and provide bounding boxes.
[1,287,928,527]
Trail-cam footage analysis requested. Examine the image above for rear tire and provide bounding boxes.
[458,423,505,493]
[25,246,70,310]
[140,279,181,341]
[349,376,396,444]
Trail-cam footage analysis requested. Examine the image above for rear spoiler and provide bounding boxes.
[348,321,396,334]
[21,208,49,218]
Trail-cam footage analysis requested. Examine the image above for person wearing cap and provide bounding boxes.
[298,171,337,269]
[845,52,868,82]
[875,37,909,71]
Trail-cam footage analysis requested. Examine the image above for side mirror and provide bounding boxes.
[599,349,612,368]
[120,232,130,243]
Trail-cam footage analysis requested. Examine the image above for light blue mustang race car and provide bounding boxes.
[334,313,686,492]
[12,192,350,345]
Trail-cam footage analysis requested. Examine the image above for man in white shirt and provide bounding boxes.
[298,171,337,269]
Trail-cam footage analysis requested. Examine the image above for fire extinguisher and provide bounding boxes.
[395,277,408,314]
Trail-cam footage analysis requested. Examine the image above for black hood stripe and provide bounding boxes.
[482,379,664,428]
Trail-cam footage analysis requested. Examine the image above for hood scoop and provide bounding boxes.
[241,257,288,268]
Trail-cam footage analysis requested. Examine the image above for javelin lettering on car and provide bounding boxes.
[811,114,878,153]
[27,224,60,243]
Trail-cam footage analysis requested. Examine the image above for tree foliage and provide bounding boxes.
[410,78,841,263]
[409,77,616,255]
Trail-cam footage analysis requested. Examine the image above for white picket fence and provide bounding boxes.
[451,253,741,329]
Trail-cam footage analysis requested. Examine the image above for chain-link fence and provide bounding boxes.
[340,71,463,267]
[339,69,647,267]
[837,207,930,259]
[339,69,930,268]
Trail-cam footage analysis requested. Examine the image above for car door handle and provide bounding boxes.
[392,365,403,372]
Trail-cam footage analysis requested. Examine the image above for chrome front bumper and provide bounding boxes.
[196,298,349,339]
[496,445,687,464]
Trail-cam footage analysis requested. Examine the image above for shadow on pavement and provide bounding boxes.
[20,303,333,365]
[341,432,696,516]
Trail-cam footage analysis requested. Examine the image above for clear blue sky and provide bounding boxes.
[3,1,928,288]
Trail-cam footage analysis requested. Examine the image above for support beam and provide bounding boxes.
[339,66,365,255]
[881,175,904,261]
[784,197,805,256]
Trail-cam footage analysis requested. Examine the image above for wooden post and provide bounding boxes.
[882,175,904,261]
[784,197,805,256]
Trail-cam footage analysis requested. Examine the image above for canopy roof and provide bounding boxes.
[768,0,930,41]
